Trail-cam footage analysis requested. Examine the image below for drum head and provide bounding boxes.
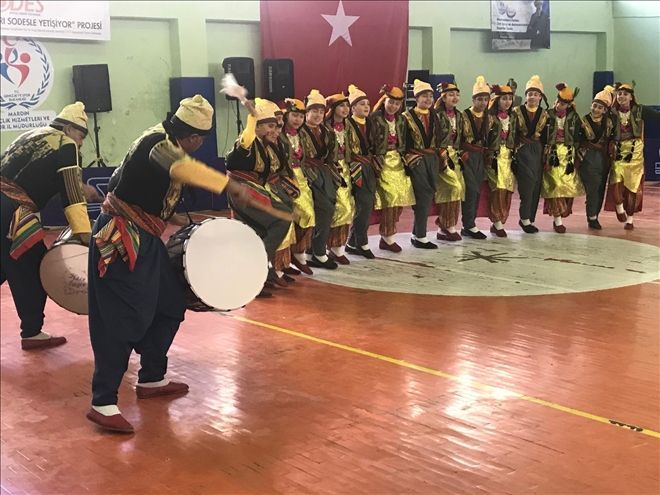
[183,218,268,311]
[40,243,89,315]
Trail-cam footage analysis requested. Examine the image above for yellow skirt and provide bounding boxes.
[487,145,516,192]
[265,182,297,251]
[291,167,315,229]
[435,146,465,203]
[331,159,355,227]
[609,138,644,193]
[541,143,585,199]
[374,150,416,209]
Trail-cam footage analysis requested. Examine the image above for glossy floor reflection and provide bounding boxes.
[2,187,659,495]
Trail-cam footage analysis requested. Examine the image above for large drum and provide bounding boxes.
[39,228,89,315]
[166,218,268,312]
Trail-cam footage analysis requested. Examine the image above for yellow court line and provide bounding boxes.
[228,314,660,439]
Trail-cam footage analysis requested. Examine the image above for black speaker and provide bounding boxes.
[593,71,614,98]
[72,64,112,112]
[263,59,294,101]
[222,57,255,100]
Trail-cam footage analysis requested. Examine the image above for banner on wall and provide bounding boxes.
[0,1,110,41]
[0,37,56,131]
[260,0,408,103]
[491,0,550,51]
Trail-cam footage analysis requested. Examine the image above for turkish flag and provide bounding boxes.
[260,0,409,103]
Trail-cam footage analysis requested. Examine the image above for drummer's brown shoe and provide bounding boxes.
[136,381,189,399]
[86,409,134,433]
[21,336,67,350]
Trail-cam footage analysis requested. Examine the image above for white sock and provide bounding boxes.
[275,270,284,278]
[615,204,625,214]
[331,246,345,257]
[626,216,633,224]
[588,215,597,221]
[382,235,396,245]
[447,226,457,234]
[293,253,307,264]
[468,227,480,233]
[554,216,563,226]
[22,332,51,340]
[494,221,504,230]
[92,405,121,416]
[316,254,329,262]
[521,219,531,226]
[414,236,429,243]
[137,378,170,388]
[360,244,370,250]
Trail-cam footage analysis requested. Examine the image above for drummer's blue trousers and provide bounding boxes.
[0,193,47,338]
[88,213,185,406]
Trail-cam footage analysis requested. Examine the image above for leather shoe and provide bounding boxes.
[86,409,134,433]
[136,381,189,399]
[291,257,313,275]
[624,222,634,230]
[587,219,602,230]
[345,245,375,259]
[616,211,627,223]
[410,238,437,249]
[307,255,338,270]
[328,252,350,265]
[256,288,273,298]
[283,266,301,276]
[518,220,538,234]
[21,335,67,351]
[282,274,296,283]
[461,228,487,240]
[490,224,507,238]
[379,238,402,252]
[553,223,567,234]
[437,232,462,242]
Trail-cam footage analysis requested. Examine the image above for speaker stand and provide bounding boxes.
[234,99,245,135]
[87,112,107,167]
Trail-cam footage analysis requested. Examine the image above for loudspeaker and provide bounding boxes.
[263,58,294,101]
[222,57,255,100]
[593,71,614,98]
[407,69,430,84]
[72,64,112,112]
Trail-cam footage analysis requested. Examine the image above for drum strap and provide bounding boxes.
[0,177,45,260]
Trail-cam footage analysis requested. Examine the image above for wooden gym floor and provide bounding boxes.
[1,187,659,495]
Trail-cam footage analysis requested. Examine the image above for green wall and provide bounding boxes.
[1,0,655,165]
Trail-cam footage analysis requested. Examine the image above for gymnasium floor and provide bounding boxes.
[1,187,659,495]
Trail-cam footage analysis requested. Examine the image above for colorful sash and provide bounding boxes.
[0,177,45,260]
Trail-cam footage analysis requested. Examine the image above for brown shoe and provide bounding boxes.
[282,274,296,283]
[490,225,507,238]
[379,238,402,253]
[553,223,567,234]
[86,409,134,433]
[437,232,462,242]
[21,336,67,351]
[136,381,189,399]
[291,257,313,275]
[624,222,634,230]
[283,266,300,276]
[328,252,350,265]
[616,211,627,223]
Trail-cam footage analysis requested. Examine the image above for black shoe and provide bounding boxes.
[345,245,375,259]
[410,238,438,249]
[588,219,602,230]
[461,228,487,240]
[282,274,296,283]
[518,220,538,234]
[307,255,338,270]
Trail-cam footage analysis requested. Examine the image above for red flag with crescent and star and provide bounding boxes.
[260,0,409,103]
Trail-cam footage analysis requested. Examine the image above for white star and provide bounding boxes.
[322,0,360,47]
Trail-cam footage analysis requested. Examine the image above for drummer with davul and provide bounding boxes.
[1,102,92,351]
[86,95,251,434]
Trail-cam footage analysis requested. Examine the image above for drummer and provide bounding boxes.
[1,102,92,350]
[86,95,251,434]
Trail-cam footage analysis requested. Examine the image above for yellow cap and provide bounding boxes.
[413,79,433,97]
[174,95,214,132]
[593,85,615,107]
[555,82,577,103]
[525,74,544,94]
[283,98,305,113]
[472,75,490,97]
[53,101,88,134]
[305,89,326,110]
[348,84,368,106]
[253,97,278,124]
[373,84,405,113]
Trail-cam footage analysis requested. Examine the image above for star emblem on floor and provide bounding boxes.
[455,250,527,264]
